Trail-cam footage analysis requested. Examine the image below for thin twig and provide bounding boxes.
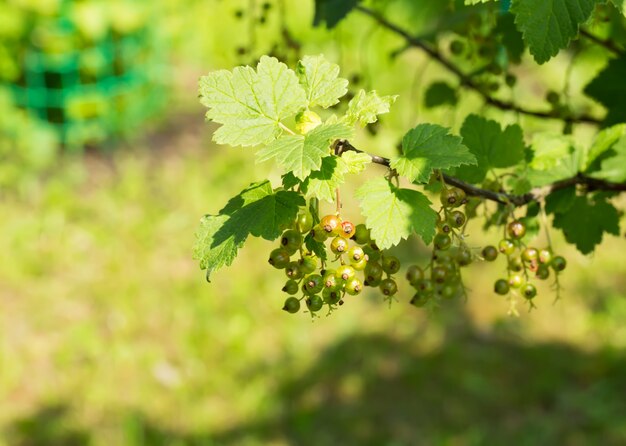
[355,5,602,125]
[580,29,624,57]
[333,139,626,207]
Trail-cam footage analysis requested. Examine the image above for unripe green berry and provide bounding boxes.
[405,265,424,286]
[379,278,398,296]
[268,248,291,269]
[410,292,430,307]
[285,261,303,280]
[448,210,466,228]
[283,296,301,313]
[551,255,567,272]
[282,279,299,295]
[347,246,366,263]
[432,265,448,284]
[522,283,537,299]
[417,278,434,294]
[381,255,401,275]
[311,225,329,242]
[322,270,341,291]
[351,257,368,271]
[508,256,524,272]
[456,248,472,266]
[364,261,383,284]
[434,233,452,250]
[494,279,509,295]
[304,274,324,294]
[322,287,342,305]
[295,211,314,233]
[298,254,318,274]
[306,294,323,312]
[353,224,370,245]
[482,245,498,261]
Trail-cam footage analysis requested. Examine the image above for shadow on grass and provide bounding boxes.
[5,330,626,446]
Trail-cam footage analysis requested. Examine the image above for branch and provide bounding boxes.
[580,29,624,57]
[334,140,626,207]
[355,5,602,126]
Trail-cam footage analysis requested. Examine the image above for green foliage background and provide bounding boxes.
[1,0,626,444]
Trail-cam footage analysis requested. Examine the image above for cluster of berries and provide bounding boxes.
[407,186,471,307]
[269,211,401,316]
[480,220,567,301]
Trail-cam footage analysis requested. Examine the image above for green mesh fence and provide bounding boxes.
[1,3,167,149]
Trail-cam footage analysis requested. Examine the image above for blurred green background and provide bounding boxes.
[1,1,626,445]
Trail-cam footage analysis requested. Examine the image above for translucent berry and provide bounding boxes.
[306,295,323,312]
[551,256,567,272]
[347,246,366,263]
[330,236,348,255]
[336,265,356,282]
[521,247,538,263]
[522,283,537,299]
[494,279,509,295]
[320,214,341,234]
[282,279,299,295]
[345,277,363,296]
[440,188,464,208]
[281,229,303,254]
[268,248,291,269]
[352,257,368,271]
[283,296,301,313]
[340,220,356,238]
[381,255,401,274]
[323,270,341,291]
[508,274,524,288]
[405,265,424,286]
[482,245,498,261]
[538,249,553,264]
[507,220,526,239]
[379,278,398,296]
[434,233,452,250]
[498,239,515,255]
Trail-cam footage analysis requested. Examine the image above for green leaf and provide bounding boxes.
[455,115,525,183]
[313,0,359,28]
[525,133,582,186]
[552,194,620,254]
[296,55,348,108]
[193,181,304,280]
[511,0,597,64]
[390,124,475,183]
[608,0,624,13]
[595,137,626,182]
[496,13,525,64]
[199,56,307,147]
[256,123,353,180]
[341,151,372,173]
[424,82,458,108]
[344,90,397,127]
[302,151,371,202]
[545,186,577,214]
[584,55,626,125]
[586,124,626,171]
[355,177,437,249]
[304,232,327,261]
